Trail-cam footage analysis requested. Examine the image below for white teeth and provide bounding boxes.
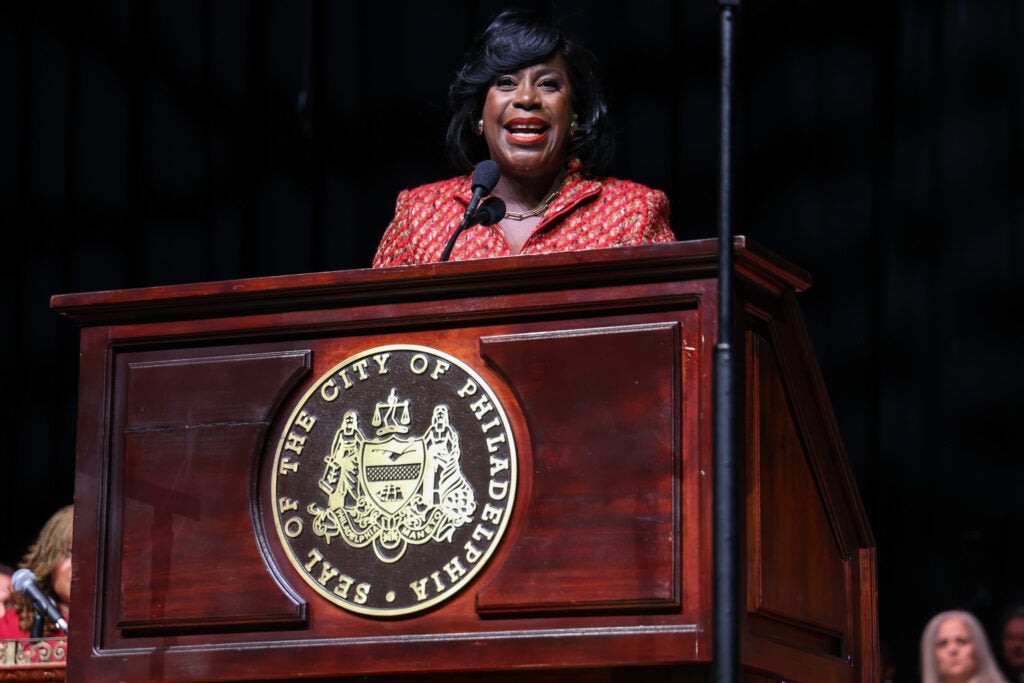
[509,126,545,133]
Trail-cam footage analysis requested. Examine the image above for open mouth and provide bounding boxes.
[505,119,550,143]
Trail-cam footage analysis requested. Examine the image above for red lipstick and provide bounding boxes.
[504,117,550,143]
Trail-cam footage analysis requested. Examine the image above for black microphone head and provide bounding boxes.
[12,568,37,592]
[471,160,500,193]
[475,196,506,226]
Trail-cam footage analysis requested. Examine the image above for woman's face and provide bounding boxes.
[480,53,574,183]
[934,617,978,682]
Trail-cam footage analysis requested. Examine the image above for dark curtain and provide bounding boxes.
[2,1,1021,680]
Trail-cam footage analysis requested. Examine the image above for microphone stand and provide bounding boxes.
[714,2,740,683]
[440,217,472,263]
[31,613,45,638]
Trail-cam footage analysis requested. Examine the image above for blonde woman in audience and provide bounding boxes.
[921,609,1008,683]
[11,505,73,638]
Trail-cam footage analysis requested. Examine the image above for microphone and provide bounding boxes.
[440,160,502,262]
[462,160,500,224]
[12,568,69,634]
[472,196,506,227]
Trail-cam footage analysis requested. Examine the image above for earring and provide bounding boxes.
[476,119,484,135]
[569,116,579,137]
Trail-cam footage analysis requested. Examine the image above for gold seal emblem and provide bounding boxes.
[270,345,517,617]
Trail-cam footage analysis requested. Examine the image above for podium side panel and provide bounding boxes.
[746,330,850,659]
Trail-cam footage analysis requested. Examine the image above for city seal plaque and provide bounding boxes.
[270,345,517,617]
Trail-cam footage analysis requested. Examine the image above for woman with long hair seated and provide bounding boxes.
[9,505,74,639]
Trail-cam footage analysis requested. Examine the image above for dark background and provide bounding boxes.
[1,1,1021,680]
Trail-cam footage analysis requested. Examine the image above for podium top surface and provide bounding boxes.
[51,238,810,326]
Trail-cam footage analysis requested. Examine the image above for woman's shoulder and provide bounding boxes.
[589,174,666,198]
[398,174,471,201]
[568,174,669,218]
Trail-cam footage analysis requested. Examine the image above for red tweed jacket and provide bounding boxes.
[372,162,675,267]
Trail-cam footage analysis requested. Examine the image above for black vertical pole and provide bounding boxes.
[714,2,740,683]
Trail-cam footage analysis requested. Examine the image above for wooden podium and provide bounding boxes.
[52,239,878,683]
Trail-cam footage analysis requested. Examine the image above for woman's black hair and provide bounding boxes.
[445,9,615,175]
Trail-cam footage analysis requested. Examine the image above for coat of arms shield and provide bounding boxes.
[359,436,426,515]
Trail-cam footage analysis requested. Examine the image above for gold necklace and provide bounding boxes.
[503,173,567,221]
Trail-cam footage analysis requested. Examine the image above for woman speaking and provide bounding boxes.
[373,9,675,267]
